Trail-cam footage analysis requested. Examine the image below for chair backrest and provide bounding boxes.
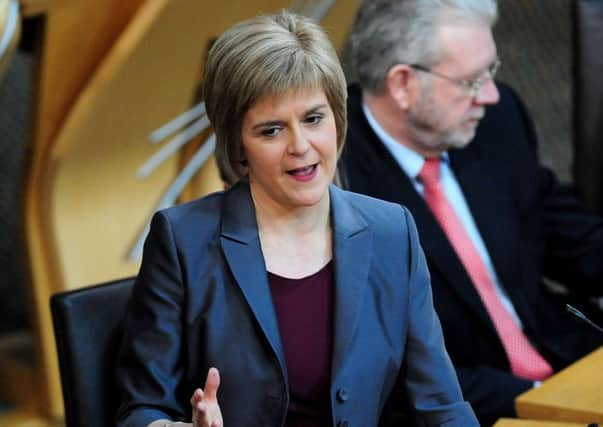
[572,0,603,214]
[50,277,135,427]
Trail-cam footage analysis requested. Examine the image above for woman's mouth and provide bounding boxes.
[287,164,318,182]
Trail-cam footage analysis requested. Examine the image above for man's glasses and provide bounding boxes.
[410,58,501,98]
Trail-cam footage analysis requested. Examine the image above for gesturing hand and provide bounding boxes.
[191,367,224,427]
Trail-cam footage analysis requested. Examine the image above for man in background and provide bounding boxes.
[339,0,603,424]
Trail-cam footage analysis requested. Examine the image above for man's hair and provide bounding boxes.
[203,11,348,185]
[350,0,498,94]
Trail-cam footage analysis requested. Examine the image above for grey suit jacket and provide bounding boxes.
[115,182,478,427]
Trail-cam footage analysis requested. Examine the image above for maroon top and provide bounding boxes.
[268,261,334,427]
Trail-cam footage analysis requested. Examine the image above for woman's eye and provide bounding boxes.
[305,113,324,125]
[261,126,281,137]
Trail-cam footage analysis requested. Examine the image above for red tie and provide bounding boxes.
[419,158,552,381]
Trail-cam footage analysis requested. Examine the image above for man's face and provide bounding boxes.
[406,21,500,156]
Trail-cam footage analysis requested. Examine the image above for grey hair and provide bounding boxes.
[351,0,498,94]
[203,11,348,185]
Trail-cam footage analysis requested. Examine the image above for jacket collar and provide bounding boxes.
[329,186,372,379]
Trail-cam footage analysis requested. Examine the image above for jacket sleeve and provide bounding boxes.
[115,211,189,427]
[400,208,480,427]
[541,169,603,296]
[506,82,603,296]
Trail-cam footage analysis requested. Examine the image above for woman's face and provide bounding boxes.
[240,87,338,212]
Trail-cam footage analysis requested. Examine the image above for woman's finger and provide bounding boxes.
[190,388,204,406]
[203,367,220,400]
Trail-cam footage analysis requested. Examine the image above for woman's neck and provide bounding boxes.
[250,185,333,278]
[250,186,331,237]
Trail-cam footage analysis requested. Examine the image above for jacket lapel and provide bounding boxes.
[450,146,521,295]
[219,183,288,378]
[329,186,372,379]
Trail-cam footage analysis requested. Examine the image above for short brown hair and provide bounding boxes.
[203,11,347,185]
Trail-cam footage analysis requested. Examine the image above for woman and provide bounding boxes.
[116,12,478,427]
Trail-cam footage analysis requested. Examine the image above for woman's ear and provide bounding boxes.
[385,64,414,110]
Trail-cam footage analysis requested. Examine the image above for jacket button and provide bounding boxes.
[337,420,348,427]
[336,387,349,403]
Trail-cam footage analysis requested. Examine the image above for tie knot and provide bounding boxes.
[419,158,441,186]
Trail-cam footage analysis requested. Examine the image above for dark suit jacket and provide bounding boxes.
[339,83,603,426]
[115,182,478,427]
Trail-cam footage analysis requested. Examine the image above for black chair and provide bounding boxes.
[51,277,135,427]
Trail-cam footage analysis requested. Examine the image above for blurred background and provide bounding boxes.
[0,0,600,426]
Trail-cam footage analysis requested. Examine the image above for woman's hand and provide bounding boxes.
[191,367,224,427]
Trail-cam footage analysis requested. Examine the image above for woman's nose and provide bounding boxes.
[287,127,311,155]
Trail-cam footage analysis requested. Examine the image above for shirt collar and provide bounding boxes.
[361,103,449,179]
